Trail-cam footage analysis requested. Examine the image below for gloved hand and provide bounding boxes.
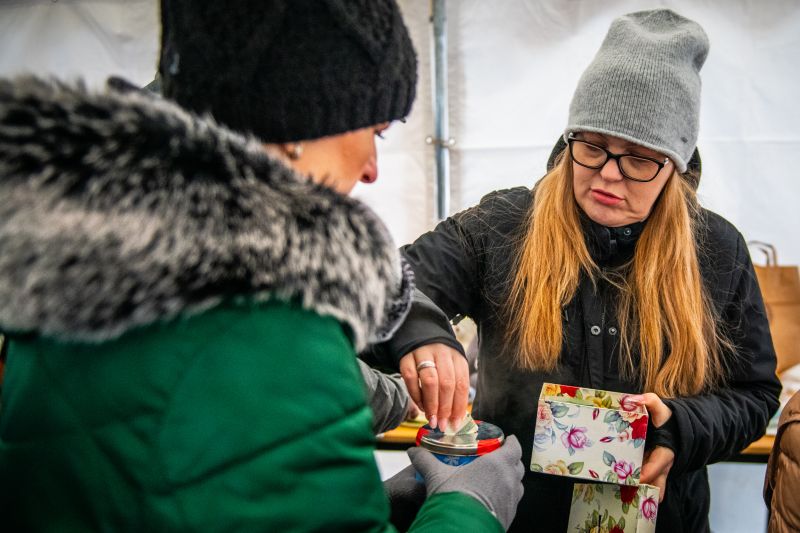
[383,464,426,530]
[408,434,524,530]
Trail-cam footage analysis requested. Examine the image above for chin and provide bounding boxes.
[329,177,359,195]
[579,196,636,228]
[583,205,627,228]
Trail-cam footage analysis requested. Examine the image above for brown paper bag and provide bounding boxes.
[749,241,800,373]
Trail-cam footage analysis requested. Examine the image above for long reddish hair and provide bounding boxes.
[503,151,728,396]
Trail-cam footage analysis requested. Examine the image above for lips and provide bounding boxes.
[592,188,621,200]
[590,188,623,206]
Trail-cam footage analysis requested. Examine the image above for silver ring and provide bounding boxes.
[416,360,437,372]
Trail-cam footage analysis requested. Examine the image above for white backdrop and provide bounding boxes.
[0,2,793,529]
[0,0,158,87]
[364,0,800,267]
[1,0,798,265]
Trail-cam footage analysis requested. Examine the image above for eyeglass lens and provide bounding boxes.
[570,140,660,181]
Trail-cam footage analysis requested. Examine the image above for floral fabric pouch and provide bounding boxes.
[530,383,648,484]
[567,483,659,533]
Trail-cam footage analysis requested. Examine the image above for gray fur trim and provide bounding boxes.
[0,76,412,351]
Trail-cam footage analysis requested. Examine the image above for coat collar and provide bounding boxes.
[0,76,412,350]
[580,210,645,266]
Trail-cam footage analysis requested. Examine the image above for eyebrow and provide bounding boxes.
[582,134,661,158]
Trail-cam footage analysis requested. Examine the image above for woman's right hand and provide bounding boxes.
[639,393,675,502]
[408,435,524,530]
[399,343,470,432]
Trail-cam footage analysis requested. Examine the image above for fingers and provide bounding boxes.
[504,435,525,479]
[641,470,668,502]
[405,398,421,421]
[450,355,470,429]
[655,476,667,502]
[401,344,470,432]
[641,392,672,427]
[640,448,665,483]
[417,357,440,430]
[430,347,472,432]
[639,469,668,502]
[639,446,674,502]
[401,346,439,430]
[502,436,525,479]
[498,434,523,460]
[641,391,674,501]
[400,353,423,412]
[407,446,444,479]
[433,350,455,432]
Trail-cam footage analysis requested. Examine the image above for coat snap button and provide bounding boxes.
[608,326,618,336]
[590,325,601,336]
[623,227,632,236]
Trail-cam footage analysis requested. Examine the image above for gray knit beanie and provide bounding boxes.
[566,9,709,172]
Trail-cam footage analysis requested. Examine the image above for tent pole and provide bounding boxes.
[427,0,453,221]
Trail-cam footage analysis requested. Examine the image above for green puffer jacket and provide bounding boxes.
[0,77,502,532]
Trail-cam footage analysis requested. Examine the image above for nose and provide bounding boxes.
[599,157,624,182]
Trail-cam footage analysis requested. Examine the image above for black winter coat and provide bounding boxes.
[375,187,780,533]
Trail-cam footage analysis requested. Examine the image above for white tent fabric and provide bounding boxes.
[363,0,800,265]
[0,0,797,263]
[0,2,793,530]
[0,0,158,88]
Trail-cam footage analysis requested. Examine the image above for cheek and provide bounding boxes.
[627,185,663,215]
[572,165,592,193]
[345,134,375,174]
[572,162,592,179]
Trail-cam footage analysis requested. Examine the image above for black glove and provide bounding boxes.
[383,463,426,531]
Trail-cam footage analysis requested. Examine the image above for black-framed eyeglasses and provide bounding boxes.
[567,133,669,183]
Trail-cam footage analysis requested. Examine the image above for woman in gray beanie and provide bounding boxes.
[0,1,525,531]
[370,8,781,532]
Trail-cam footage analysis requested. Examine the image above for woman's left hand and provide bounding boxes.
[639,392,675,502]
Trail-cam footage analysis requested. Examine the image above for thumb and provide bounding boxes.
[640,446,673,483]
[407,446,446,480]
[641,392,671,427]
[497,434,522,459]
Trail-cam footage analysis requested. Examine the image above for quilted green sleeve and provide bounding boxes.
[153,302,395,531]
[410,492,504,532]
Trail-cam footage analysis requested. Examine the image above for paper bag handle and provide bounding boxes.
[748,240,778,266]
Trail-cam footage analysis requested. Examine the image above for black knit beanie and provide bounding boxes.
[159,0,418,143]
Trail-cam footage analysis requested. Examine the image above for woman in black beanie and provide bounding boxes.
[0,1,524,531]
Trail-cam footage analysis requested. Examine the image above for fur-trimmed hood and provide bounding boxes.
[0,76,412,351]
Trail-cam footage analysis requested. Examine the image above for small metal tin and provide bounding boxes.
[416,420,504,466]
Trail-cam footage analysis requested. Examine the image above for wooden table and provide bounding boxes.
[739,434,775,461]
[376,423,422,446]
[378,422,776,462]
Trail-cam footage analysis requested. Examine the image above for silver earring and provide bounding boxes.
[285,143,304,160]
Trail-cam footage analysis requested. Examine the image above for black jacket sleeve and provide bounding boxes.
[364,195,495,368]
[663,233,781,475]
[363,287,466,369]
